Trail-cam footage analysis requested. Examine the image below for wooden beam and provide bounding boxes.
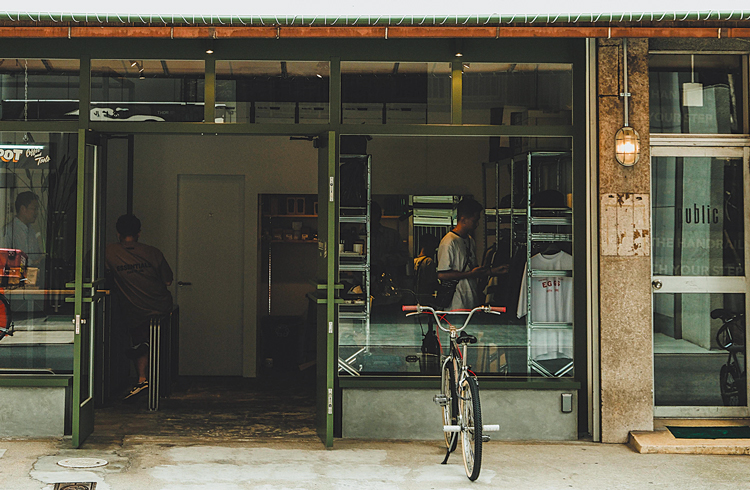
[0,25,746,39]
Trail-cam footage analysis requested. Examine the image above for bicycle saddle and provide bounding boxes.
[456,331,477,345]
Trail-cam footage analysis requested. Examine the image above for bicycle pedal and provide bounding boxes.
[433,394,449,406]
[482,435,491,443]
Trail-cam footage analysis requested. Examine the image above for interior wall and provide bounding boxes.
[132,134,492,377]
[133,134,317,377]
[105,137,128,243]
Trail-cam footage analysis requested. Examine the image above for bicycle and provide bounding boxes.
[713,308,746,406]
[403,304,505,481]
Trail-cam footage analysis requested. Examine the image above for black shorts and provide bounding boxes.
[128,319,150,347]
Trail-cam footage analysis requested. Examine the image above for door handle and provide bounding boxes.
[651,280,662,290]
[177,281,192,286]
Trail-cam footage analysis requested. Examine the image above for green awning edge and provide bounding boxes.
[0,11,748,26]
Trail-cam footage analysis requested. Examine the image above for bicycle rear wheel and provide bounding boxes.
[459,376,482,481]
[720,363,742,406]
[441,357,458,452]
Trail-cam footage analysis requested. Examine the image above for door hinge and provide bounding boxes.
[329,176,335,202]
[328,388,333,414]
[329,321,333,334]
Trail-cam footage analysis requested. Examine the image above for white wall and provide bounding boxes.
[132,133,494,377]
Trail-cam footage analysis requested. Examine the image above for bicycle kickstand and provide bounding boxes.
[441,447,451,465]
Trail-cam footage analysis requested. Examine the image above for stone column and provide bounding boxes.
[597,38,653,443]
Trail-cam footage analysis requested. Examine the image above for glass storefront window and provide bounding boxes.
[654,293,745,406]
[0,132,77,374]
[0,59,80,121]
[650,54,744,134]
[462,63,572,126]
[652,156,744,277]
[91,59,205,122]
[341,62,451,124]
[215,61,329,124]
[337,136,574,377]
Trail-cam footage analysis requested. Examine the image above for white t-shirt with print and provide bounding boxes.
[517,251,573,359]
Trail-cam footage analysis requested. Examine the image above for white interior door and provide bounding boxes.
[177,175,245,376]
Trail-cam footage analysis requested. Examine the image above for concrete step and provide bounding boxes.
[630,419,750,455]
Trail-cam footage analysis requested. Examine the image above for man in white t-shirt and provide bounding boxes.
[437,198,508,310]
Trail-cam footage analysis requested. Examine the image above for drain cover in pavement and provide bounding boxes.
[57,458,108,468]
[53,484,96,490]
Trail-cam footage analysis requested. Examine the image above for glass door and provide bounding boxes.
[316,131,337,446]
[651,145,750,417]
[72,131,106,447]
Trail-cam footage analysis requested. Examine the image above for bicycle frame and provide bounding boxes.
[403,304,504,481]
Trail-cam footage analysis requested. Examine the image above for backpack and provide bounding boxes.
[420,327,441,375]
[414,255,439,307]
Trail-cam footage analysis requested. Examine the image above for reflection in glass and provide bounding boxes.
[336,137,574,377]
[215,61,329,124]
[650,54,744,134]
[463,63,572,126]
[0,132,77,373]
[341,62,451,124]
[91,59,205,122]
[0,59,80,121]
[654,293,746,406]
[652,156,744,277]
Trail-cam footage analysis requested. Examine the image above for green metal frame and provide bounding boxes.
[0,36,587,442]
[339,377,581,390]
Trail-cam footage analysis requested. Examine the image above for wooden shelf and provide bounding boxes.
[269,240,318,244]
[263,214,318,218]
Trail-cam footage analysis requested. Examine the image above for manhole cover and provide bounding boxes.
[57,458,108,468]
[53,484,96,490]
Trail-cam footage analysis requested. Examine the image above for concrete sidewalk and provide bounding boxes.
[1,437,748,490]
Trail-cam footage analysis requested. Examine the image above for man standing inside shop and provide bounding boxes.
[437,198,507,310]
[106,214,173,401]
[2,191,44,268]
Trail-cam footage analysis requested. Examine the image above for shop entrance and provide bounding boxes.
[651,144,750,417]
[92,133,327,442]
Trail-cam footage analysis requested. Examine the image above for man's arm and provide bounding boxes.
[438,267,488,282]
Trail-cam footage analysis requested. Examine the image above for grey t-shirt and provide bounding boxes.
[437,231,481,310]
[106,241,173,320]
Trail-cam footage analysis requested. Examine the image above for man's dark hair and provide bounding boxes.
[15,191,38,214]
[116,214,141,238]
[419,233,439,256]
[456,197,483,220]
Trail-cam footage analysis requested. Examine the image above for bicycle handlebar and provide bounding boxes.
[402,304,506,334]
[401,305,506,314]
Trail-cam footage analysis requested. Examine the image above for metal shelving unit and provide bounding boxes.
[524,151,573,377]
[338,154,371,376]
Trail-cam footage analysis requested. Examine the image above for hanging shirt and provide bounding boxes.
[437,231,480,310]
[517,251,573,360]
[517,251,573,322]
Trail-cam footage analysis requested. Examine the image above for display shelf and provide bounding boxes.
[338,153,372,377]
[524,151,574,378]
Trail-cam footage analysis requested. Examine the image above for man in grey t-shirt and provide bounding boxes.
[437,198,508,310]
[106,214,173,401]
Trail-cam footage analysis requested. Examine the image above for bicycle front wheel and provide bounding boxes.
[441,357,458,452]
[459,376,482,481]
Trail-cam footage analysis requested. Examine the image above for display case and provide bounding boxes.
[483,150,573,377]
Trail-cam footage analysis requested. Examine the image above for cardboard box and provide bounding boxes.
[342,103,383,124]
[385,103,427,124]
[298,102,329,124]
[254,102,296,124]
